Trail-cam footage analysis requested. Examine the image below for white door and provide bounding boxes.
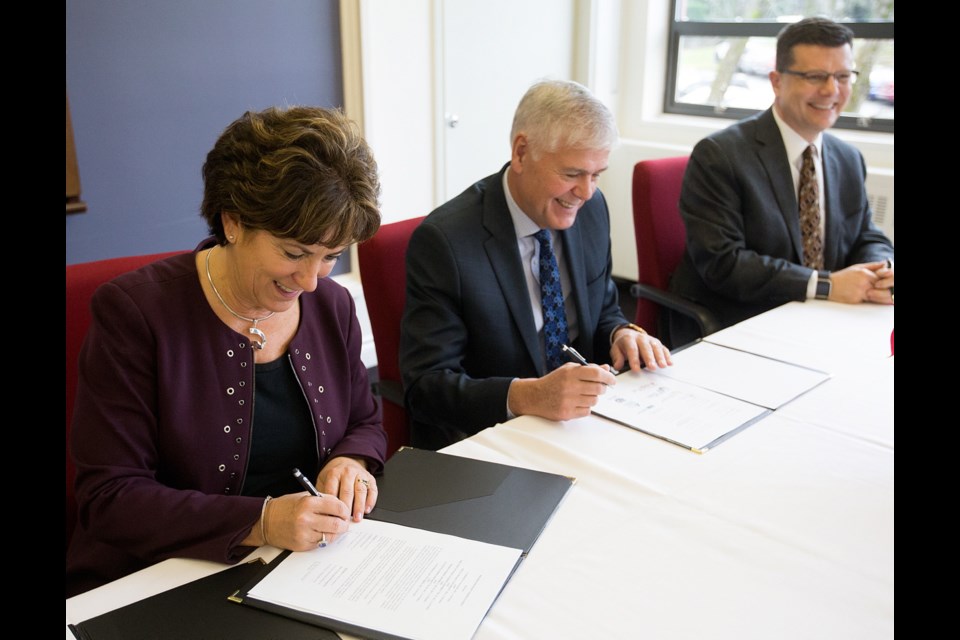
[439,0,576,201]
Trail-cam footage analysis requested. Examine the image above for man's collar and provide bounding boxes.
[771,105,823,162]
[503,167,541,238]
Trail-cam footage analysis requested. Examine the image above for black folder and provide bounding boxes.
[68,559,338,640]
[368,447,575,555]
[231,448,576,640]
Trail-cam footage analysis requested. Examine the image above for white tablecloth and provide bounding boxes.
[67,301,894,640]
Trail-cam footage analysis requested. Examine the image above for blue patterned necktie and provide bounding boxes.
[535,229,570,371]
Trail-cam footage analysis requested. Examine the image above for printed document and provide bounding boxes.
[592,371,768,452]
[245,518,522,640]
[592,342,829,452]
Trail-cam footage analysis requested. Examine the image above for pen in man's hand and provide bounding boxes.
[562,344,619,376]
[561,343,588,366]
[292,468,323,498]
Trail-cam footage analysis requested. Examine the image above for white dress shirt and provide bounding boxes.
[772,106,826,299]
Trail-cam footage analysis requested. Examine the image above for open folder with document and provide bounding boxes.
[237,520,521,640]
[592,341,830,453]
[233,449,574,640]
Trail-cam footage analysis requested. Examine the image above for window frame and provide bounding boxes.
[665,1,894,134]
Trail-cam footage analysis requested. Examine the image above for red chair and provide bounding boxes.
[357,217,425,458]
[630,156,719,347]
[66,251,187,551]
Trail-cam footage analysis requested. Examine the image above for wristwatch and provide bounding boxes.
[815,271,832,300]
[611,322,647,346]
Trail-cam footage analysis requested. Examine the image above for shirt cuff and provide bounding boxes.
[805,270,818,299]
[505,378,518,420]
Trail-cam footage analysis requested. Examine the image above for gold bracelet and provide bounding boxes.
[611,322,647,345]
[260,496,273,546]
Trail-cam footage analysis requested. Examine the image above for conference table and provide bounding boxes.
[66,300,894,640]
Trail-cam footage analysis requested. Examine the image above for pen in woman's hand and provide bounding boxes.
[292,468,329,547]
[292,468,323,498]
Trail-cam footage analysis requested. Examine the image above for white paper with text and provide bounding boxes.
[592,370,768,451]
[246,518,522,640]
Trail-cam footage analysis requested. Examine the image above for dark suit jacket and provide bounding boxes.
[400,164,627,449]
[668,108,893,346]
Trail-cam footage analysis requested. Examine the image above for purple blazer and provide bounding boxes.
[67,241,387,596]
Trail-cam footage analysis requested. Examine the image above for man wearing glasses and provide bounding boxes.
[667,17,894,348]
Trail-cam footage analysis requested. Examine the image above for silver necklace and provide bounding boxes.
[205,245,275,350]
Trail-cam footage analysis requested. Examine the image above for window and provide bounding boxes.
[666,1,894,133]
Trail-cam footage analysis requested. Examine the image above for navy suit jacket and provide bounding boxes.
[400,164,627,449]
[668,108,893,345]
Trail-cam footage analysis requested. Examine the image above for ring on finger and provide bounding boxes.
[357,477,370,488]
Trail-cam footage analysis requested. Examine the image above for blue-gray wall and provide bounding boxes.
[66,0,345,267]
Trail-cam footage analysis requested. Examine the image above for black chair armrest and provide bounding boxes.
[630,283,722,337]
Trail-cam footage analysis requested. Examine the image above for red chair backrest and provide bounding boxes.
[66,251,187,551]
[357,217,425,455]
[631,156,690,335]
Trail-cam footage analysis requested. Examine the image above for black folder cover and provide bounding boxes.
[68,559,338,640]
[368,447,574,555]
[233,448,575,640]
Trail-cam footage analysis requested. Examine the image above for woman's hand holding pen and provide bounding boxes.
[258,491,351,550]
[256,460,378,551]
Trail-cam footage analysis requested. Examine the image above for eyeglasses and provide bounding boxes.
[780,69,859,86]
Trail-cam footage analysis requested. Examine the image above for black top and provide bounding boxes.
[243,356,318,497]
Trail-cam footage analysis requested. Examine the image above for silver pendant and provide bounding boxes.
[249,326,267,350]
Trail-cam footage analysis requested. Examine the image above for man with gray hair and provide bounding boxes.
[400,79,672,450]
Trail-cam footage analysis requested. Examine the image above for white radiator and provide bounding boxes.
[866,168,895,245]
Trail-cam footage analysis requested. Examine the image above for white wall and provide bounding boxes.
[340,0,437,368]
[357,0,436,226]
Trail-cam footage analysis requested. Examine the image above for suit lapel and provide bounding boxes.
[755,110,805,263]
[482,168,544,374]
